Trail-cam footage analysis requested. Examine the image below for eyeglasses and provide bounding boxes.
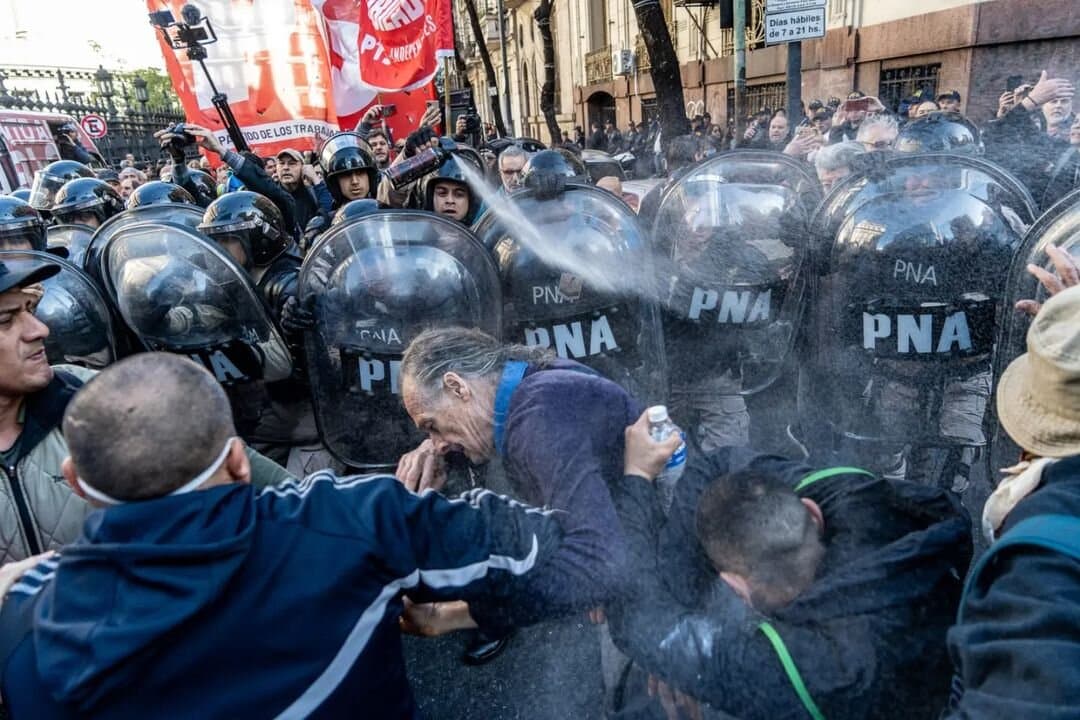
[861,140,893,150]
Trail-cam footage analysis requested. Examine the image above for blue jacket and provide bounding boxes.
[608,448,972,720]
[0,472,565,719]
[468,359,642,629]
[946,453,1080,719]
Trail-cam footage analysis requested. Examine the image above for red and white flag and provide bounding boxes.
[312,0,453,134]
[149,0,340,157]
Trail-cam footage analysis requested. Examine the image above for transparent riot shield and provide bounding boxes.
[86,205,205,285]
[990,186,1080,476]
[811,154,1037,259]
[0,250,117,369]
[474,184,667,402]
[803,183,1022,489]
[300,211,502,469]
[46,224,95,267]
[652,153,817,396]
[100,222,292,385]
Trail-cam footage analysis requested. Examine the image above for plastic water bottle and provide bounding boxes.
[647,405,686,512]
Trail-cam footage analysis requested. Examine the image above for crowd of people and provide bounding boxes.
[0,64,1075,720]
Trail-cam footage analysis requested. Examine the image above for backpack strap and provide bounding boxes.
[758,621,827,720]
[795,467,873,493]
[959,513,1080,622]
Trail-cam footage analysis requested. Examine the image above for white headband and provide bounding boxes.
[77,437,237,507]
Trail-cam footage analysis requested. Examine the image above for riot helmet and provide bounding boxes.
[320,132,379,205]
[0,197,47,251]
[519,149,588,199]
[51,178,125,228]
[198,191,288,270]
[331,199,381,227]
[894,112,984,156]
[421,153,483,225]
[126,180,196,210]
[28,160,95,211]
[186,169,217,200]
[9,189,32,203]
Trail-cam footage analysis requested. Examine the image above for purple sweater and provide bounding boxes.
[482,359,642,624]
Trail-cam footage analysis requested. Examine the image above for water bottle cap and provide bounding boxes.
[646,405,669,423]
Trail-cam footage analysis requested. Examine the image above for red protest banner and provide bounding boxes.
[313,0,452,137]
[149,0,340,158]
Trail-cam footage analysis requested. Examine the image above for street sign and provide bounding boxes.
[79,114,108,139]
[765,8,826,45]
[766,0,826,12]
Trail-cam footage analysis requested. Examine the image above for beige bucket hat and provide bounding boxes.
[996,284,1080,458]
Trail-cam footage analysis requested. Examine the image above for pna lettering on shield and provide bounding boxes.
[524,316,618,359]
[863,311,972,354]
[688,287,771,323]
[358,359,401,394]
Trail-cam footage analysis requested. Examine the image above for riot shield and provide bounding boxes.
[100,222,293,385]
[0,250,117,369]
[46,224,95,267]
[473,184,666,402]
[990,186,1080,475]
[300,211,502,468]
[803,183,1022,466]
[811,154,1037,257]
[85,205,205,285]
[652,153,818,395]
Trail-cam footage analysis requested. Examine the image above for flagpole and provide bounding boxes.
[443,57,453,135]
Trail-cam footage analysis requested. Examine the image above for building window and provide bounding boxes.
[878,64,941,114]
[588,0,608,49]
[726,81,788,121]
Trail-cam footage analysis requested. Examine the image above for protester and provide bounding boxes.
[814,141,866,192]
[497,144,529,194]
[395,327,644,716]
[856,113,900,152]
[937,89,962,113]
[367,128,393,170]
[608,412,972,720]
[274,147,333,232]
[947,279,1080,718]
[984,70,1075,202]
[0,352,585,718]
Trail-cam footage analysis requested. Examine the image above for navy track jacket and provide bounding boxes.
[0,472,565,719]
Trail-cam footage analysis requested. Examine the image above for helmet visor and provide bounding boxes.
[28,172,68,211]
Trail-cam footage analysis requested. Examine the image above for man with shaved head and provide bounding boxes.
[0,353,579,718]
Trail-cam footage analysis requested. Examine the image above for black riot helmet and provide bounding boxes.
[519,149,588,199]
[331,198,381,227]
[126,180,196,210]
[9,189,32,203]
[320,132,379,205]
[198,191,289,269]
[28,160,95,211]
[421,152,483,225]
[186,169,217,200]
[0,196,47,251]
[51,178,124,227]
[894,111,984,156]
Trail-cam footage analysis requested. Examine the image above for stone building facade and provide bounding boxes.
[452,0,1079,137]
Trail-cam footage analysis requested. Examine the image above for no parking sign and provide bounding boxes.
[79,114,108,139]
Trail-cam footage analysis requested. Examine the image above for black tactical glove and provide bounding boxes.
[280,295,316,334]
[405,127,437,158]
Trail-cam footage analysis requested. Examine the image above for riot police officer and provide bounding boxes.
[28,160,95,214]
[50,177,125,229]
[894,112,985,156]
[0,196,47,251]
[125,180,197,210]
[198,191,301,324]
[518,149,589,199]
[419,152,485,225]
[320,132,380,207]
